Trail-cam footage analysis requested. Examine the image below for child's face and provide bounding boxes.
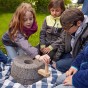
[23,11,34,29]
[65,21,82,35]
[50,7,62,18]
[65,25,79,35]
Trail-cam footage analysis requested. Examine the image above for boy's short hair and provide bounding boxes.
[60,8,84,30]
[48,0,65,12]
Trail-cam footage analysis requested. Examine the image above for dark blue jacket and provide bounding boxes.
[78,0,88,15]
[82,0,88,15]
[72,45,88,88]
[0,50,7,64]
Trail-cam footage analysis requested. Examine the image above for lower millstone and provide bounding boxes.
[11,55,45,85]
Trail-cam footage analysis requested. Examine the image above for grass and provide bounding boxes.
[0,13,47,52]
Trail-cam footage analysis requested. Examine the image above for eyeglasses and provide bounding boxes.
[63,24,74,31]
[68,24,74,30]
[63,24,75,34]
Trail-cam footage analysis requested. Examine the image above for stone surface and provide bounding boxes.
[11,55,44,85]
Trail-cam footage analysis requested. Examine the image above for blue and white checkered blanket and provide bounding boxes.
[0,60,62,88]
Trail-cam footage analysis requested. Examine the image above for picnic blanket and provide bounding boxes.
[0,59,62,88]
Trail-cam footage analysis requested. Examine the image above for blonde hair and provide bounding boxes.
[9,2,36,40]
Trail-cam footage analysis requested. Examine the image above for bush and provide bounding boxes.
[0,0,33,12]
[0,0,72,13]
[36,0,50,13]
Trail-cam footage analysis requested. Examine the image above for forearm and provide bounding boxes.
[15,37,38,58]
[71,50,85,69]
[35,54,50,64]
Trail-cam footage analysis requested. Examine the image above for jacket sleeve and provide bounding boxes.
[72,44,88,70]
[71,50,84,70]
[72,69,88,88]
[51,30,66,59]
[14,33,38,58]
[40,18,47,46]
[50,30,65,49]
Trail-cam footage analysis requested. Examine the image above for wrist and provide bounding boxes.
[71,66,78,71]
[35,55,41,60]
[48,45,53,51]
[40,45,45,49]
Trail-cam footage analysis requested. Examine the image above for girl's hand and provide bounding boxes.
[66,67,77,77]
[39,54,50,64]
[63,75,73,86]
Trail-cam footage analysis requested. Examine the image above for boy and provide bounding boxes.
[56,8,88,72]
[54,8,88,88]
[39,0,65,62]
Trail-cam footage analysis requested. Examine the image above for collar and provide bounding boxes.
[50,15,60,20]
[75,15,88,36]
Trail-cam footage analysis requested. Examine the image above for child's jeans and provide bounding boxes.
[0,50,7,64]
[56,53,74,73]
[54,73,75,88]
[5,46,25,60]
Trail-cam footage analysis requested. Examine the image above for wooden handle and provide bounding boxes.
[45,64,48,73]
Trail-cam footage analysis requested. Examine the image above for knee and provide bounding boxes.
[56,62,70,73]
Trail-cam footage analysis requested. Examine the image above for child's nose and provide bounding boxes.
[53,11,56,15]
[27,20,30,23]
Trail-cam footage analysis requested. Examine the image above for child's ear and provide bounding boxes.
[77,21,82,27]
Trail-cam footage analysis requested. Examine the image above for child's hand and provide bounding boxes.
[39,54,50,64]
[66,67,77,77]
[40,47,46,54]
[42,47,51,54]
[63,75,72,86]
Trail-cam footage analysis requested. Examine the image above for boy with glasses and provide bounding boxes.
[55,8,88,73]
[53,8,88,88]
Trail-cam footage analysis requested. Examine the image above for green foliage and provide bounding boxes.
[36,0,50,13]
[64,0,71,5]
[0,0,35,12]
[0,0,72,13]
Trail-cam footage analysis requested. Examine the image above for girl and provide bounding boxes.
[2,2,50,64]
[39,0,65,62]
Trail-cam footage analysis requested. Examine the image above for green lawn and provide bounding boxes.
[0,13,47,51]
